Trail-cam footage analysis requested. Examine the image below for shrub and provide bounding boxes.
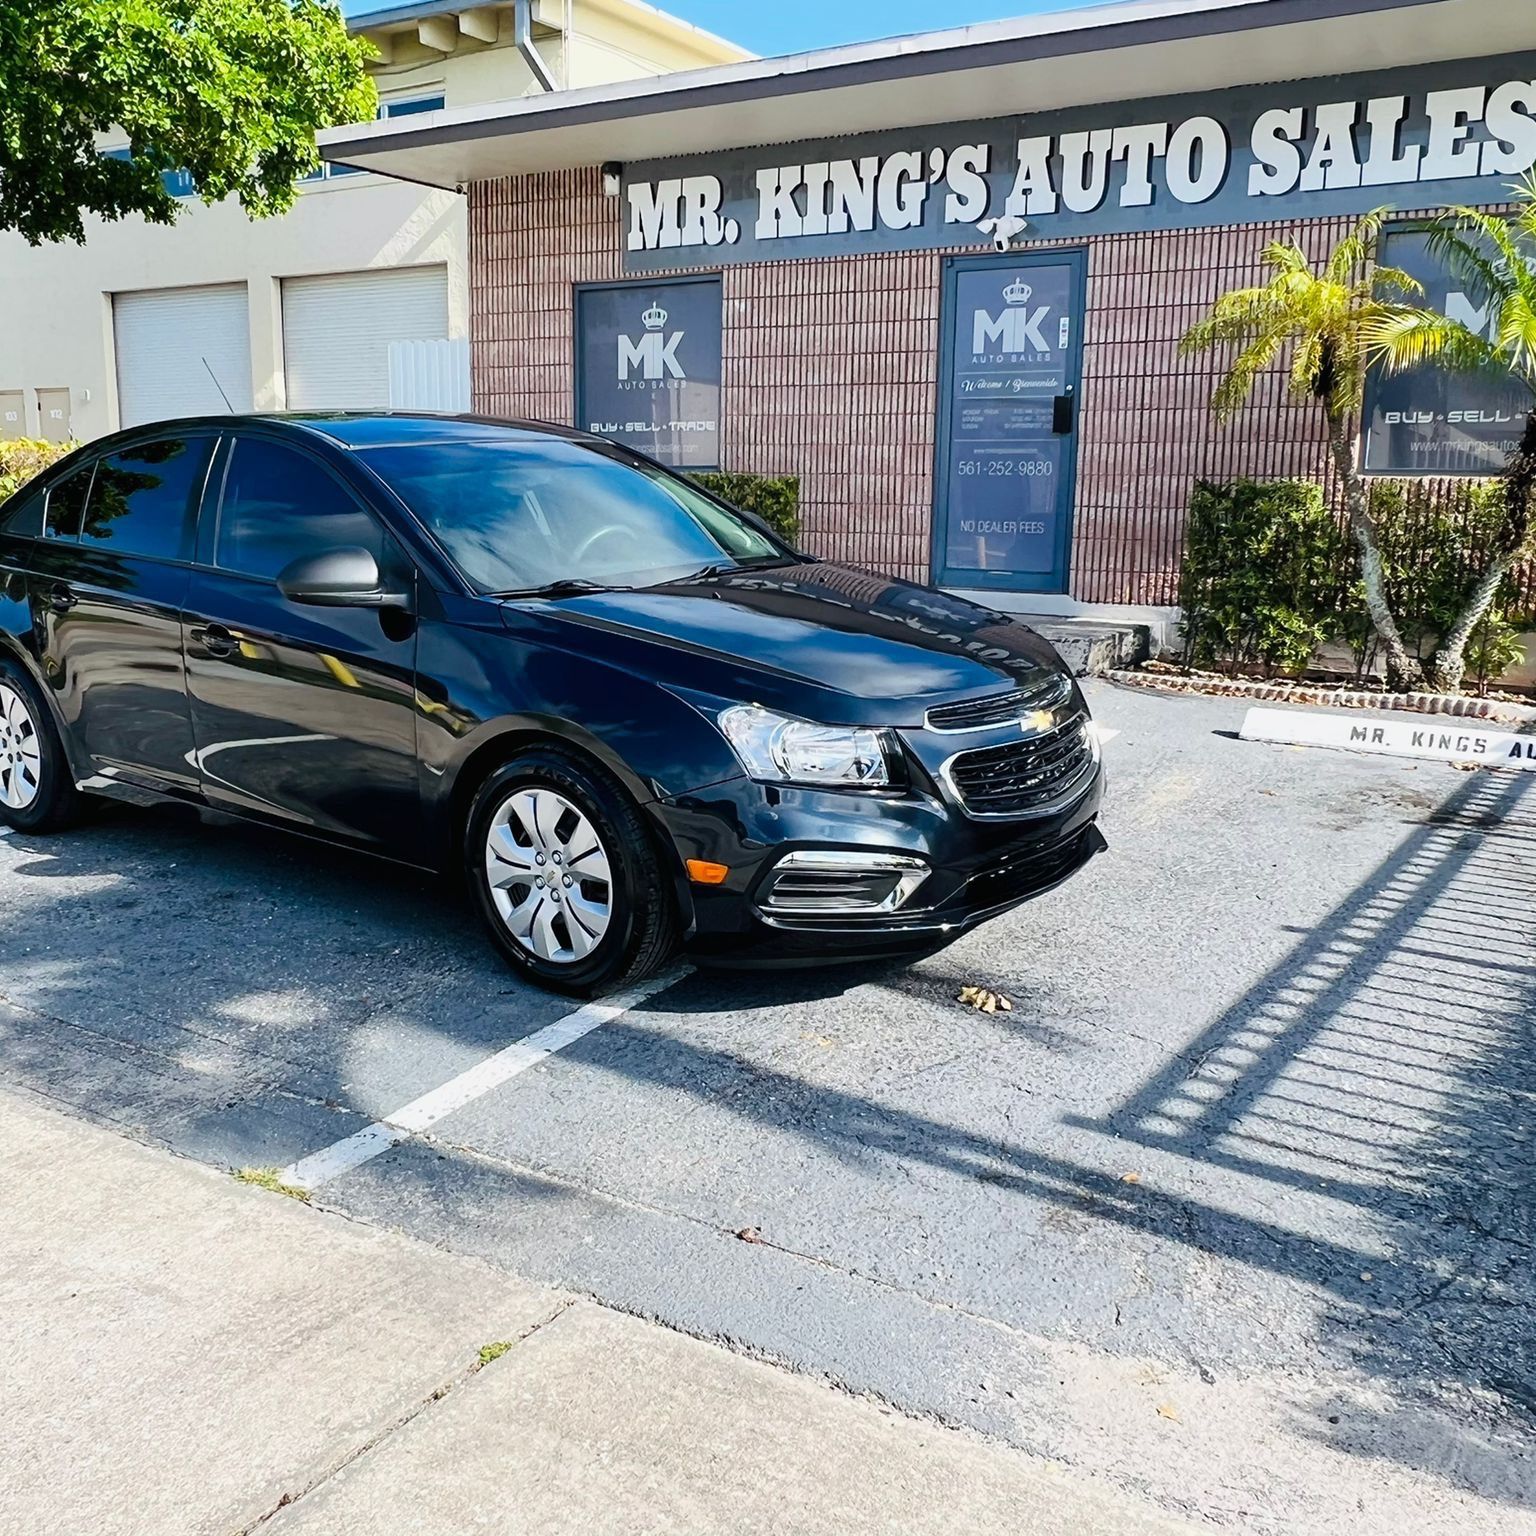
[0,438,75,502]
[1179,479,1344,676]
[1178,475,1532,688]
[1464,609,1527,695]
[691,471,800,545]
[1337,480,1530,680]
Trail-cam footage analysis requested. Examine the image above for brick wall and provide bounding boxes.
[470,169,1359,604]
[1071,217,1353,604]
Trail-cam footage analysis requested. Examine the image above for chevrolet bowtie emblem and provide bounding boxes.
[1024,709,1055,734]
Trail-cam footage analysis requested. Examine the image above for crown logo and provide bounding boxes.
[641,303,668,330]
[1002,279,1033,306]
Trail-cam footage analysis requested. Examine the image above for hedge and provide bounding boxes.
[0,438,75,503]
[1179,479,1341,676]
[691,471,800,545]
[1179,476,1532,689]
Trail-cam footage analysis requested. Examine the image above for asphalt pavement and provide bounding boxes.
[2,680,1532,1533]
[3,1089,1195,1536]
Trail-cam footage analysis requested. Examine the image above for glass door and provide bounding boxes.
[932,250,1086,593]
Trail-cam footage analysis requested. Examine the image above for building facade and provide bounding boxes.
[0,0,746,444]
[329,0,1536,616]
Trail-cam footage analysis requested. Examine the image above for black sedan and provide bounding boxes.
[0,414,1104,995]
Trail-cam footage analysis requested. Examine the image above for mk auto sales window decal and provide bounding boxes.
[1362,226,1532,475]
[575,277,722,469]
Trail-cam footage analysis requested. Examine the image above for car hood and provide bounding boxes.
[497,563,1067,726]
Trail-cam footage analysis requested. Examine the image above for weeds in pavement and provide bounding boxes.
[478,1341,514,1366]
[234,1167,311,1203]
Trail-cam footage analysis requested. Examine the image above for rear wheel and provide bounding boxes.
[466,747,679,997]
[0,663,85,834]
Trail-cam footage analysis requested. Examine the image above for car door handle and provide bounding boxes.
[193,623,238,659]
[45,583,76,614]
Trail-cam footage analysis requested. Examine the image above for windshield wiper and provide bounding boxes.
[490,578,627,600]
[681,555,806,582]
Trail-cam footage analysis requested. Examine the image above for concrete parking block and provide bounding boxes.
[269,1300,1200,1536]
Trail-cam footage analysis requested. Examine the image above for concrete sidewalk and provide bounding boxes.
[0,1088,1199,1536]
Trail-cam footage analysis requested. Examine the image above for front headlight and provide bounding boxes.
[718,704,896,788]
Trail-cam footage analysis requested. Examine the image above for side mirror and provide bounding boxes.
[276,547,410,610]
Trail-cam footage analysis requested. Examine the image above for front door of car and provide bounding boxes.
[182,433,422,854]
[27,434,212,796]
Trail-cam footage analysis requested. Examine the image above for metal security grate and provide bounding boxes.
[944,714,1095,817]
[925,673,1071,732]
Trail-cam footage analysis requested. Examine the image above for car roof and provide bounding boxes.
[277,412,592,450]
[81,412,594,453]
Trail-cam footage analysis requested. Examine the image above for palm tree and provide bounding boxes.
[1367,174,1536,694]
[1181,212,1425,690]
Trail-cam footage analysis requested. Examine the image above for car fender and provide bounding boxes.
[419,627,748,936]
[0,597,93,785]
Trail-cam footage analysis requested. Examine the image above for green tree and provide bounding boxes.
[0,0,376,246]
[1367,174,1536,693]
[1180,213,1427,690]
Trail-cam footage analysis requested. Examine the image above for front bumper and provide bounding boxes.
[650,746,1105,963]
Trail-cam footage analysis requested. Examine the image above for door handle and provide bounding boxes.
[193,623,238,659]
[1051,391,1076,435]
[45,583,76,614]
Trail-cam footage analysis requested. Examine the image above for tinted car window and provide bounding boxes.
[46,462,96,541]
[359,439,785,594]
[217,437,392,583]
[0,485,46,539]
[83,437,211,561]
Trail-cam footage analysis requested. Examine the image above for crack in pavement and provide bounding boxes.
[233,1296,577,1536]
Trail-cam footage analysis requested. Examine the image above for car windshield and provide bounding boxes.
[359,437,794,594]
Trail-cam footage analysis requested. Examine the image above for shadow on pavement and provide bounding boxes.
[0,764,1531,1511]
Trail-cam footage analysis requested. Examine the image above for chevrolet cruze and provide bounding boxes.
[0,414,1104,995]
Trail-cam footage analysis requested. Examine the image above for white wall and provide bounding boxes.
[0,175,465,442]
[0,0,748,445]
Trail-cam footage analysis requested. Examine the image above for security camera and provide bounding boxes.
[976,214,1028,251]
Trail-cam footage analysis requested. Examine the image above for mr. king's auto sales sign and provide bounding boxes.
[621,53,1536,272]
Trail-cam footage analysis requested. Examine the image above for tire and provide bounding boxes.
[465,746,679,997]
[0,659,86,834]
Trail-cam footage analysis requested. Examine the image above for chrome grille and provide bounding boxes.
[925,674,1071,733]
[762,871,902,913]
[943,713,1095,817]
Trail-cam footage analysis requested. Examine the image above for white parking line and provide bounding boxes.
[279,966,686,1191]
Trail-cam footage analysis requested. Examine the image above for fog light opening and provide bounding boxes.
[759,850,930,916]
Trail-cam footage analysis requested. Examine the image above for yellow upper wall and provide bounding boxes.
[358,0,751,108]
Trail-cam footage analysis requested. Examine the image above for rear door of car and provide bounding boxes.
[0,478,50,664]
[25,434,211,796]
[180,429,423,854]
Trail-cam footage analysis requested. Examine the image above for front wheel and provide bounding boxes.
[466,748,679,997]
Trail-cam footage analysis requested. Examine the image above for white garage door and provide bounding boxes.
[282,268,450,410]
[114,284,253,428]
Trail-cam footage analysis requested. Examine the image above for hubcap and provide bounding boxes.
[0,683,42,812]
[485,788,613,965]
